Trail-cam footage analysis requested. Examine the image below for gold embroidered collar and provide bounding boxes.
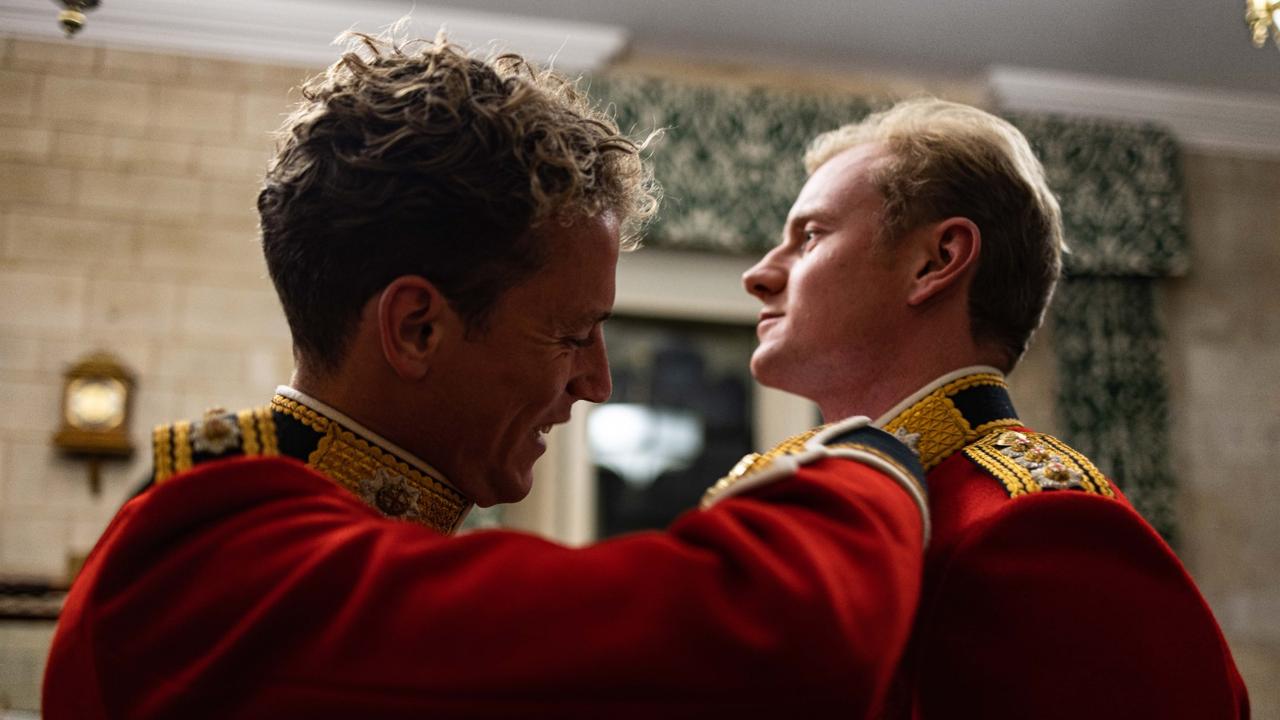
[873,366,1023,471]
[272,386,473,534]
[713,367,1018,483]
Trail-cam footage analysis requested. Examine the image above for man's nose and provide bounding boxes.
[568,333,612,404]
[743,253,786,301]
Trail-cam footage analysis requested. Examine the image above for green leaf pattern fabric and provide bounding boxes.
[592,75,873,253]
[1050,278,1178,541]
[1010,113,1189,278]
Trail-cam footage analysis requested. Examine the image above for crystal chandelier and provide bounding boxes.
[1247,0,1280,48]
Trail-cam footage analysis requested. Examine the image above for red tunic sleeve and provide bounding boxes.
[45,450,925,719]
[915,491,1249,719]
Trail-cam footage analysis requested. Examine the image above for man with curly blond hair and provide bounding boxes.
[741,98,1247,718]
[45,32,932,717]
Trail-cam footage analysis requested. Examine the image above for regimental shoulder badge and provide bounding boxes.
[153,406,278,484]
[963,430,1115,499]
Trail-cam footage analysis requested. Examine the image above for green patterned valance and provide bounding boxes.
[1009,114,1189,279]
[592,75,873,253]
[594,75,1189,280]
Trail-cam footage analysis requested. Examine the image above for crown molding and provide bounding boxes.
[0,0,629,71]
[989,66,1280,159]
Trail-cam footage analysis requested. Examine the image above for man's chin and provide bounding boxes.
[751,351,822,405]
[749,350,789,390]
[477,473,535,508]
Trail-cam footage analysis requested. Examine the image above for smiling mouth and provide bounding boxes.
[535,418,568,436]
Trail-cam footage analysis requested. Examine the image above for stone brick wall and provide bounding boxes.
[0,37,305,579]
[1167,151,1280,715]
[0,38,307,710]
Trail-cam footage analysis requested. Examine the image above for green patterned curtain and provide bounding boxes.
[1011,116,1187,541]
[593,75,1186,540]
[1049,278,1178,539]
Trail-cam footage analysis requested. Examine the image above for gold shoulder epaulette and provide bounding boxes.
[152,406,278,484]
[962,430,1115,499]
[701,426,824,508]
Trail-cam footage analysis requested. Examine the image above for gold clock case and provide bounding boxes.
[52,352,135,458]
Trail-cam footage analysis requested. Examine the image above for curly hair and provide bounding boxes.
[805,99,1063,369]
[258,30,659,372]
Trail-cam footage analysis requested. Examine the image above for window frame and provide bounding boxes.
[501,248,817,544]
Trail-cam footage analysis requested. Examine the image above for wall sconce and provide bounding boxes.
[51,351,135,494]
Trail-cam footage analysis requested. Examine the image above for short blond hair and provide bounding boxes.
[806,99,1063,368]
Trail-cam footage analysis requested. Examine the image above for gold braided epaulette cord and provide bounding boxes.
[963,430,1114,499]
[701,426,825,508]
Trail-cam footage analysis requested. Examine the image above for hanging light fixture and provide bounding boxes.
[1247,0,1280,49]
[52,0,99,38]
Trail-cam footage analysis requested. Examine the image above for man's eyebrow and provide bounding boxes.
[782,205,841,238]
[782,211,817,239]
[790,205,839,226]
[561,311,612,332]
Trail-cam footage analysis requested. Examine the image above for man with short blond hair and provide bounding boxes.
[741,98,1249,718]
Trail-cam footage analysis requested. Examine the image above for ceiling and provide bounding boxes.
[407,0,1280,97]
[3,0,1277,96]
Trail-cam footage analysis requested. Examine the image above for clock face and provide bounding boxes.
[65,377,127,431]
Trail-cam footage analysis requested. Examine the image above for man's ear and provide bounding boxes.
[906,217,981,307]
[376,275,449,381]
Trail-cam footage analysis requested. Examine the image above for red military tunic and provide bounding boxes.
[873,368,1249,719]
[44,389,929,719]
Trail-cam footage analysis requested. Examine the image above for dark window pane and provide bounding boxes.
[590,315,756,537]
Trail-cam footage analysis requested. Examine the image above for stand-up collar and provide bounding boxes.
[273,386,473,533]
[872,366,1023,471]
